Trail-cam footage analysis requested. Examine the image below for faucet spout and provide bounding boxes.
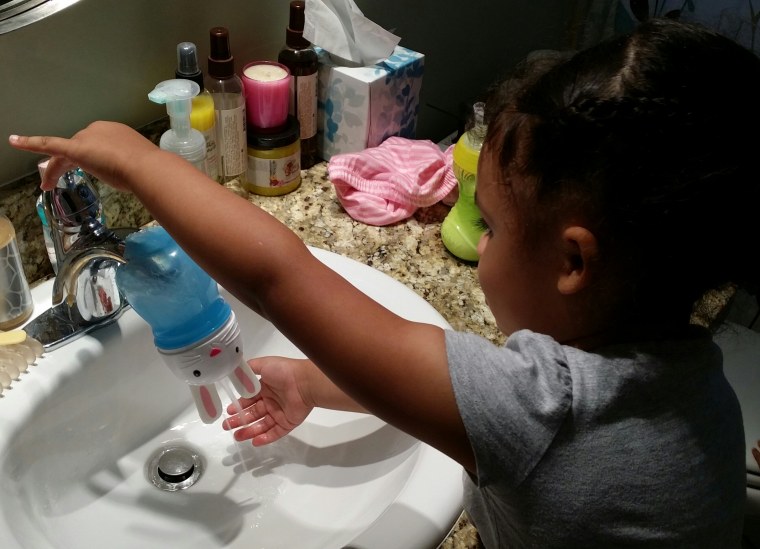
[25,233,136,351]
[52,247,127,316]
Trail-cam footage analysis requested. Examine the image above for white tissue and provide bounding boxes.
[303,0,400,66]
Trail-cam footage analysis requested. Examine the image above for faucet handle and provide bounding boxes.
[42,168,106,272]
[42,168,103,229]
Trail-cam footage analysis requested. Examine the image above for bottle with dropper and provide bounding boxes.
[149,79,207,173]
[175,41,219,182]
[206,27,247,184]
[278,0,319,169]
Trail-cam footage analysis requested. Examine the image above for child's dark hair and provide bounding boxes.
[485,18,760,324]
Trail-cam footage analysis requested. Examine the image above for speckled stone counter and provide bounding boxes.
[225,164,502,345]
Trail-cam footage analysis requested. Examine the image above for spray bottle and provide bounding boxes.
[278,0,318,169]
[175,42,219,181]
[148,79,207,173]
[115,226,261,423]
[441,102,488,262]
[206,27,247,184]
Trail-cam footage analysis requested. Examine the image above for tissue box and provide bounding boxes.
[316,46,424,160]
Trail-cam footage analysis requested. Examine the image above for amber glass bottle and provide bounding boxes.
[278,0,319,169]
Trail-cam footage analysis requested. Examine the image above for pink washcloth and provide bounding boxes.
[328,137,458,226]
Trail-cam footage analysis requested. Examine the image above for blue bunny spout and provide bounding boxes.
[115,226,231,350]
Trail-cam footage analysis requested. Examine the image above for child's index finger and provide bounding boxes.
[9,134,67,155]
[8,136,78,189]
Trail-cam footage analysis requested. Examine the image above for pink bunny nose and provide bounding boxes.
[209,347,222,357]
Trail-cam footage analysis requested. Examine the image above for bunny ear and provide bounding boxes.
[189,384,222,423]
[229,362,261,398]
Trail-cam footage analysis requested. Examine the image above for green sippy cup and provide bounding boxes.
[441,102,487,262]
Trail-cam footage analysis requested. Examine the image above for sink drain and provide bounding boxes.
[146,445,203,491]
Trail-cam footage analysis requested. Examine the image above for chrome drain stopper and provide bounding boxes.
[147,445,203,491]
[158,448,196,482]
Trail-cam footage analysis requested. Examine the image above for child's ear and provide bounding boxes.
[557,226,599,295]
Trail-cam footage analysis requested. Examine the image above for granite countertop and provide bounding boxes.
[227,162,503,346]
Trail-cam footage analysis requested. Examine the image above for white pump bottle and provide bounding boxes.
[148,79,207,173]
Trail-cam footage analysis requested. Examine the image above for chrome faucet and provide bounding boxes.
[24,169,138,351]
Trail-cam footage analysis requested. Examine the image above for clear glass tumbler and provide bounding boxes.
[0,215,33,330]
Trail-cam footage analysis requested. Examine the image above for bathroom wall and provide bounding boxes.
[0,0,283,186]
[0,0,578,187]
[355,0,577,143]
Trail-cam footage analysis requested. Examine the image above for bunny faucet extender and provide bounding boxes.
[115,227,261,423]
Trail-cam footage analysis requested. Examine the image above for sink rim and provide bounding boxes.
[0,246,464,549]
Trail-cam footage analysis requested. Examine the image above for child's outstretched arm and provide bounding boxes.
[9,124,474,472]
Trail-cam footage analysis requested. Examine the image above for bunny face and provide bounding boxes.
[167,317,244,386]
[158,312,261,423]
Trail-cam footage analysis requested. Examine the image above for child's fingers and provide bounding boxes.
[233,415,287,446]
[247,357,267,374]
[223,398,271,431]
[9,135,79,190]
[224,395,259,415]
[223,410,249,430]
[40,156,79,190]
[233,416,274,441]
[9,134,70,155]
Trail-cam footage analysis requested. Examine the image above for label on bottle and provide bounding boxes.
[200,127,219,181]
[217,105,246,181]
[292,72,317,140]
[247,149,300,189]
[192,94,220,181]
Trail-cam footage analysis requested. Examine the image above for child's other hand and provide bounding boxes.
[753,440,760,469]
[9,121,158,191]
[223,357,314,446]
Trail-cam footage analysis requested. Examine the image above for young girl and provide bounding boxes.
[10,18,760,548]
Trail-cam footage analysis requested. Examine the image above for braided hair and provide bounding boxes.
[484,18,760,323]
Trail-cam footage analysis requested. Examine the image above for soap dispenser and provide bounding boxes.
[148,79,207,173]
[441,102,488,262]
[115,226,261,424]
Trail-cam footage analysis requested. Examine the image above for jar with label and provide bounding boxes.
[0,215,33,330]
[244,116,301,196]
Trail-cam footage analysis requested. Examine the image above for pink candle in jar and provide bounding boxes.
[242,61,291,129]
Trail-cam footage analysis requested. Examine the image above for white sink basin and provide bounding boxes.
[0,247,463,549]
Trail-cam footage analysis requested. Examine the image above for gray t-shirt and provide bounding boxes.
[446,328,745,548]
